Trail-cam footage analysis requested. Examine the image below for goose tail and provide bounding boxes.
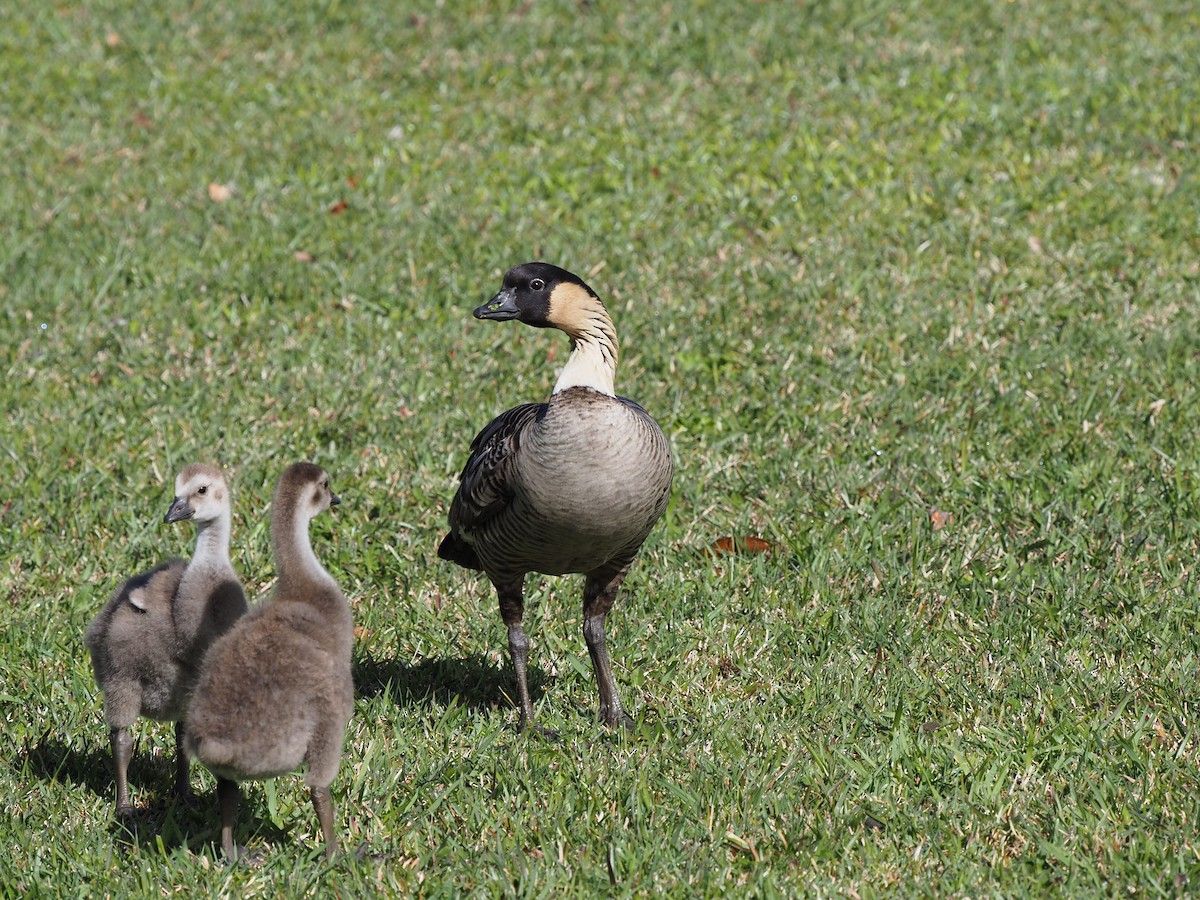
[438,531,482,570]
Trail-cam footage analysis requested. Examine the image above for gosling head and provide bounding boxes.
[164,464,230,525]
[474,262,602,335]
[276,461,341,522]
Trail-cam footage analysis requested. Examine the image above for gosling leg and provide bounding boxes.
[110,727,135,817]
[172,721,194,804]
[310,784,338,860]
[216,777,240,861]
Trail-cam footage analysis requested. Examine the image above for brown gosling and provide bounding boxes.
[84,463,248,818]
[439,262,674,733]
[183,462,352,861]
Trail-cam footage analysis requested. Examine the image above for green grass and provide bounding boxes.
[2,0,1199,894]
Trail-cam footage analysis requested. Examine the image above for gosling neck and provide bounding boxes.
[190,509,232,571]
[273,498,336,595]
[552,297,618,397]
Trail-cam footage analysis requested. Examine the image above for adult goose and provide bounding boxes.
[84,463,248,818]
[439,262,673,731]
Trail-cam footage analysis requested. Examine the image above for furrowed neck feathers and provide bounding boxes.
[548,282,618,397]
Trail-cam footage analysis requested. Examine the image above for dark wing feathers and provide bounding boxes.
[616,395,651,417]
[448,402,546,532]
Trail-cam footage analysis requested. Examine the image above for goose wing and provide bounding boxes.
[448,402,546,531]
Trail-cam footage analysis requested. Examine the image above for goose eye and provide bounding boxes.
[198,486,208,495]
[529,278,545,291]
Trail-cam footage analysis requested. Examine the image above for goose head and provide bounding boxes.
[475,262,602,335]
[164,464,230,524]
[276,462,341,522]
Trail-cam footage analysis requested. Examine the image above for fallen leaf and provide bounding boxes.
[329,199,349,215]
[293,251,314,262]
[724,832,760,861]
[346,175,360,189]
[207,182,231,202]
[707,535,774,556]
[1148,398,1167,424]
[105,32,121,47]
[930,509,953,531]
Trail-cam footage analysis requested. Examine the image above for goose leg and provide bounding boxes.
[495,580,537,730]
[110,726,135,817]
[583,568,635,729]
[172,721,194,804]
[310,784,338,860]
[217,777,240,861]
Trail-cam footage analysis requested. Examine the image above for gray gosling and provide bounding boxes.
[84,463,248,818]
[184,462,352,862]
[439,262,674,733]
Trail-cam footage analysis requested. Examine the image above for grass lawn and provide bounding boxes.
[2,0,1199,894]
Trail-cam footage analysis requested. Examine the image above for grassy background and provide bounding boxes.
[2,0,1198,894]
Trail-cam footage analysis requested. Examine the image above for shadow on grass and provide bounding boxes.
[19,733,294,858]
[20,731,113,798]
[353,652,549,713]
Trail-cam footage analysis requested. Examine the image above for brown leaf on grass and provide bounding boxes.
[930,509,954,531]
[207,182,231,202]
[329,199,349,215]
[706,535,774,556]
[717,656,741,678]
[293,251,314,263]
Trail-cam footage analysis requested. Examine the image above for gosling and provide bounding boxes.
[84,463,248,818]
[439,262,674,732]
[184,462,352,861]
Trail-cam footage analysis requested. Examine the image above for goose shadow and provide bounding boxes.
[19,732,292,857]
[353,652,550,714]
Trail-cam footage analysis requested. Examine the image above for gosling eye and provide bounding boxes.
[529,278,545,291]
[198,485,208,495]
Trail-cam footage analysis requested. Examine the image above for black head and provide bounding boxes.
[473,262,596,329]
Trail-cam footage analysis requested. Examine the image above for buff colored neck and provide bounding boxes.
[551,290,618,397]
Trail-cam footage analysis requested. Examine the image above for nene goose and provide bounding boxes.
[184,462,352,861]
[439,262,674,731]
[84,463,248,818]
